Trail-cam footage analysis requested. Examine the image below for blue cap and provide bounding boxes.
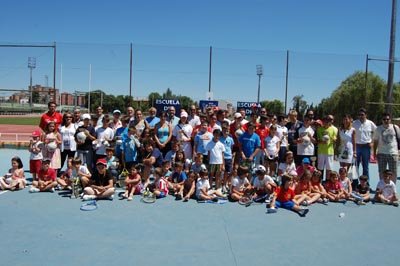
[302,158,311,164]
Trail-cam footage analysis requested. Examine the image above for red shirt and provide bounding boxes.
[324,180,342,193]
[295,180,311,195]
[37,168,57,182]
[39,111,63,131]
[256,125,269,149]
[275,187,295,202]
[296,165,315,177]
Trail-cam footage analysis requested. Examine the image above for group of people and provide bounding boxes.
[0,101,398,217]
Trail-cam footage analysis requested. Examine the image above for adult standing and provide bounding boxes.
[167,106,180,128]
[373,113,399,182]
[73,108,83,129]
[316,115,337,181]
[295,115,315,164]
[39,101,63,131]
[286,110,303,165]
[145,107,160,129]
[95,106,105,128]
[352,108,377,178]
[337,114,356,170]
[188,105,201,129]
[172,111,193,160]
[238,122,261,167]
[132,109,149,137]
[126,106,135,127]
[75,114,96,173]
[154,112,173,156]
[109,109,122,133]
[59,112,77,171]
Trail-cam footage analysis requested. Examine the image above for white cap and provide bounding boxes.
[234,112,242,118]
[113,109,121,114]
[81,113,91,120]
[256,165,266,172]
[180,111,188,118]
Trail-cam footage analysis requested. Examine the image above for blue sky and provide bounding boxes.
[0,0,397,108]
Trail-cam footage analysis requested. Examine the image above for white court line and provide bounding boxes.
[0,190,9,195]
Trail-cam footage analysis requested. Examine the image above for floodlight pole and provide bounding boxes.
[28,57,36,108]
[256,65,263,104]
[386,0,397,115]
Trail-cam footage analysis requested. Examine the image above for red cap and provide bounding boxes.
[32,130,41,137]
[96,158,107,166]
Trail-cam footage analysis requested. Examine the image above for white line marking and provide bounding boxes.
[0,190,9,195]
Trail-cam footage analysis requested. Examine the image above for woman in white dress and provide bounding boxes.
[172,111,193,160]
[337,114,356,169]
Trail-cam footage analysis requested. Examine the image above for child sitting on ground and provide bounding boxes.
[338,167,353,200]
[324,171,346,202]
[57,158,74,190]
[123,164,142,201]
[310,170,329,203]
[267,174,309,217]
[374,169,398,207]
[190,153,206,174]
[294,169,321,206]
[182,171,196,202]
[168,162,187,200]
[251,165,276,201]
[150,167,169,199]
[354,175,370,203]
[230,165,252,201]
[196,168,225,201]
[29,159,57,193]
[0,156,26,191]
[71,157,92,188]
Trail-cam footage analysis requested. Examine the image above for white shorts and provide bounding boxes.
[317,154,334,170]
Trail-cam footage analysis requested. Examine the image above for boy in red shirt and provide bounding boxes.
[29,159,57,193]
[267,174,309,217]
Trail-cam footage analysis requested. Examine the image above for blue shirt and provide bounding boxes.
[194,131,213,155]
[171,171,187,183]
[219,135,234,159]
[239,132,261,158]
[146,116,160,128]
[121,137,138,163]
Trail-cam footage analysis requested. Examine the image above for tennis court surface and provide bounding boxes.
[1,148,399,266]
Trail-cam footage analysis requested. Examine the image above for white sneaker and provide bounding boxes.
[82,195,96,201]
[50,188,55,193]
[29,187,40,193]
[107,195,114,201]
[266,207,277,214]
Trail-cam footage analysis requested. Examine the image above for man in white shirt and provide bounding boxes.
[352,108,377,178]
[373,113,399,182]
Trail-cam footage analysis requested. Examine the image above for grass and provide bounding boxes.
[0,116,40,125]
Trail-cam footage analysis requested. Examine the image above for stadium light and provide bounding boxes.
[256,64,263,104]
[28,57,36,108]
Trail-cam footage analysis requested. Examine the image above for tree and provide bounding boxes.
[292,95,308,117]
[260,99,284,115]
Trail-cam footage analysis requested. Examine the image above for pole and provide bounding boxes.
[53,42,56,102]
[88,64,91,113]
[129,43,133,106]
[386,0,397,115]
[59,64,63,110]
[101,91,103,107]
[208,46,212,100]
[257,74,261,104]
[285,50,289,114]
[29,68,33,108]
[364,54,369,107]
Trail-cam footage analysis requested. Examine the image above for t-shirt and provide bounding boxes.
[30,141,44,160]
[264,135,280,158]
[253,175,274,189]
[356,182,370,194]
[231,176,250,192]
[196,178,211,198]
[156,177,169,195]
[256,125,269,149]
[376,179,397,199]
[37,168,56,182]
[39,111,63,131]
[171,171,187,184]
[239,132,261,158]
[190,162,206,174]
[194,131,213,155]
[75,125,96,151]
[95,127,114,155]
[324,180,342,193]
[297,126,315,156]
[353,119,377,144]
[275,187,295,203]
[219,135,234,159]
[276,125,288,147]
[92,169,113,187]
[205,140,226,164]
[373,125,399,155]
[72,165,90,178]
[317,126,337,155]
[278,162,297,176]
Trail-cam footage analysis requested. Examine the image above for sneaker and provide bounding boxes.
[82,195,96,201]
[301,200,309,206]
[266,207,277,213]
[107,195,114,201]
[127,196,133,201]
[175,194,182,201]
[357,200,366,206]
[323,198,329,204]
[392,201,399,207]
[298,208,309,217]
[50,188,55,193]
[29,187,40,193]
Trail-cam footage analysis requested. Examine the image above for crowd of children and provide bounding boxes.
[0,103,399,218]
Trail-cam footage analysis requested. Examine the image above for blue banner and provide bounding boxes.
[236,101,261,115]
[199,100,219,113]
[154,99,181,116]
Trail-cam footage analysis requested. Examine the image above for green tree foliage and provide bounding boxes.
[260,99,284,115]
[291,95,308,117]
[152,88,195,110]
[315,71,400,123]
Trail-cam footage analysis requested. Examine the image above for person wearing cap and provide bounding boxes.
[252,165,276,201]
[29,159,57,193]
[39,101,63,131]
[352,108,377,179]
[109,109,122,133]
[172,111,193,160]
[145,107,160,129]
[75,113,96,173]
[296,157,315,178]
[29,130,44,181]
[82,158,115,201]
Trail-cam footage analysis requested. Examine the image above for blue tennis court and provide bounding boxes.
[1,148,399,266]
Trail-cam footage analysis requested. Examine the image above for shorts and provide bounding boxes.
[265,156,278,163]
[30,160,42,174]
[275,200,295,210]
[209,164,222,174]
[157,191,166,199]
[224,159,232,173]
[317,154,334,170]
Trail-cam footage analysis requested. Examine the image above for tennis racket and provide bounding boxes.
[141,189,156,203]
[80,200,98,211]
